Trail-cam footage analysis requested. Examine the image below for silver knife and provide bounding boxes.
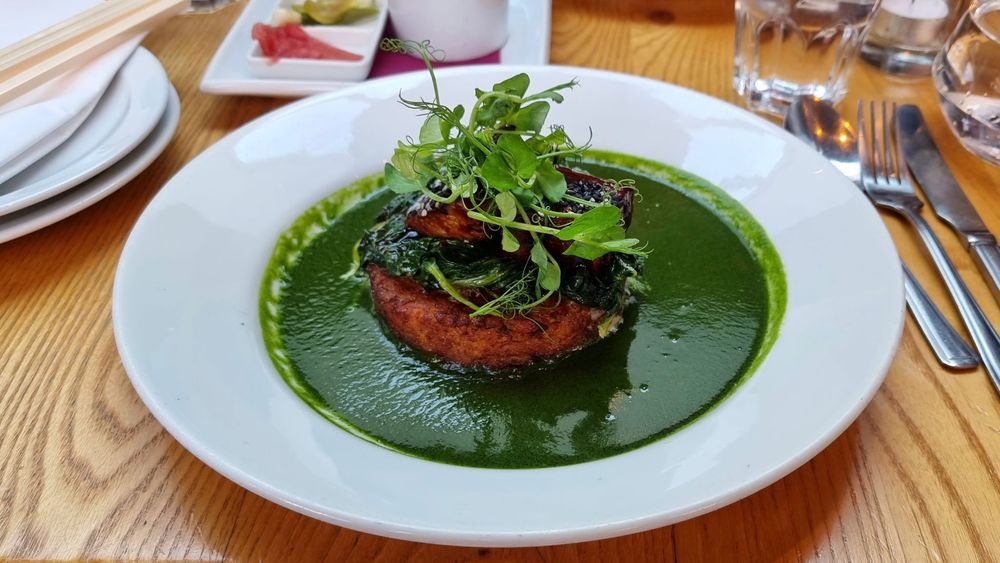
[897,104,1000,305]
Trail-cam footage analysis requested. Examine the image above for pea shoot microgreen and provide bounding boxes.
[376,39,647,316]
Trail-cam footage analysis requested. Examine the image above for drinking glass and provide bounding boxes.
[186,0,239,14]
[862,0,968,76]
[933,0,1000,166]
[734,0,882,115]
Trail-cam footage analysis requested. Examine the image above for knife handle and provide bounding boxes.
[970,240,1000,306]
[903,263,979,369]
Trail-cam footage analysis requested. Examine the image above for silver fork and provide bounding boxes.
[858,100,1000,395]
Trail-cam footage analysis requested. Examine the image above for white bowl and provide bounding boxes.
[114,65,903,547]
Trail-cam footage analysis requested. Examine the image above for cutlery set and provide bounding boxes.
[784,99,979,369]
[858,101,1000,393]
[787,98,1000,393]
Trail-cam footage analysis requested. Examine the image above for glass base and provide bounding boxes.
[740,91,795,116]
[735,76,843,116]
[940,93,1000,168]
[860,42,937,77]
[185,0,239,14]
[958,140,1000,167]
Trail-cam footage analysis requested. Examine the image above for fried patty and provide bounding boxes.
[405,197,489,242]
[403,167,634,245]
[368,265,612,369]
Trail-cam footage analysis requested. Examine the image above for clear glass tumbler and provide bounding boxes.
[933,0,1000,165]
[734,0,882,115]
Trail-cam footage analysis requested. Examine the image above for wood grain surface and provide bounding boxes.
[3,0,1000,560]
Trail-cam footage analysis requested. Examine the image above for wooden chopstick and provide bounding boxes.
[0,0,189,107]
[0,0,153,72]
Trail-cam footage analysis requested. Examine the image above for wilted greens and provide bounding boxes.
[359,194,643,316]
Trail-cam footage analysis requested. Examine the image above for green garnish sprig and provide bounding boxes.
[378,39,647,317]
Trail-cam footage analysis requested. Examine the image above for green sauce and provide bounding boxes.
[260,151,786,468]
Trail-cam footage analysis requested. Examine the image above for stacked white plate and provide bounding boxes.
[0,47,180,244]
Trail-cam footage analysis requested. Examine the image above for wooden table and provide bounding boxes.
[3,0,1000,560]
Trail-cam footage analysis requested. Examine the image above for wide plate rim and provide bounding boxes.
[114,64,904,547]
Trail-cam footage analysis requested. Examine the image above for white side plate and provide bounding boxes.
[247,0,388,82]
[0,48,169,217]
[0,88,179,244]
[116,67,903,547]
[201,0,550,97]
[0,97,98,186]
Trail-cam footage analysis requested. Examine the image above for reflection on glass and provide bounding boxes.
[933,0,1000,165]
[734,0,881,115]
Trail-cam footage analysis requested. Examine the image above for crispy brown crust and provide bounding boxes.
[402,168,633,245]
[405,198,489,242]
[367,265,608,369]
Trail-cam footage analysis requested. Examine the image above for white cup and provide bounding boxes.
[387,0,509,62]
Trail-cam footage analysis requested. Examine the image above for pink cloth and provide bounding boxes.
[368,23,501,78]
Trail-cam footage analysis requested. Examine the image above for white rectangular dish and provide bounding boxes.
[201,0,551,97]
[247,0,388,82]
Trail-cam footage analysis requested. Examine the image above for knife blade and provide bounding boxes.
[896,104,1000,304]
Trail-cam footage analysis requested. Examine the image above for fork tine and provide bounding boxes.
[890,102,908,182]
[882,101,896,183]
[866,100,878,182]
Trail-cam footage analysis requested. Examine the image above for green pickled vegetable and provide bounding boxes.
[291,0,378,25]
